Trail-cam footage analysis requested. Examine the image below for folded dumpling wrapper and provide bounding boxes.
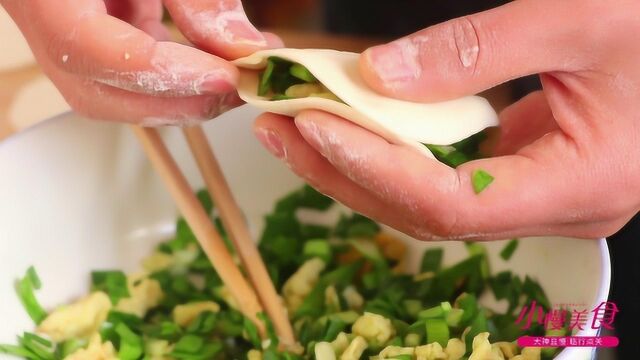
[234,49,498,158]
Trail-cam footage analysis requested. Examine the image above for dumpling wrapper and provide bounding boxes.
[234,49,498,158]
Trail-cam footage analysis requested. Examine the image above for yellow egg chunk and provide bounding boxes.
[314,342,337,360]
[64,334,117,360]
[340,336,368,360]
[415,342,446,360]
[352,312,395,347]
[282,258,326,313]
[284,83,325,98]
[115,275,163,318]
[172,301,221,327]
[38,292,111,342]
[144,339,174,360]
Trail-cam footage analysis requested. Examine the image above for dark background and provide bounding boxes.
[244,1,639,358]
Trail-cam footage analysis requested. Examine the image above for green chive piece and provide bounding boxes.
[91,271,130,305]
[425,318,449,347]
[420,248,443,273]
[326,311,360,324]
[16,267,48,325]
[425,144,470,168]
[393,355,413,360]
[243,317,261,349]
[303,240,332,263]
[471,169,494,194]
[186,311,218,335]
[290,63,317,82]
[322,318,347,342]
[195,189,214,215]
[465,243,491,280]
[18,333,55,360]
[258,59,276,96]
[500,239,519,261]
[418,305,445,320]
[171,334,204,355]
[25,267,41,290]
[58,339,88,358]
[0,344,37,359]
[523,276,551,310]
[115,323,143,360]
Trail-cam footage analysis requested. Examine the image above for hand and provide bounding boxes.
[1,0,281,125]
[254,0,640,240]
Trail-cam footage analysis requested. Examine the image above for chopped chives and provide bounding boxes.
[420,248,443,273]
[500,239,519,261]
[243,317,261,349]
[170,334,204,355]
[290,63,317,82]
[425,318,449,347]
[465,242,491,280]
[0,184,559,359]
[16,267,47,325]
[19,333,55,360]
[258,59,276,96]
[303,240,332,263]
[91,270,130,305]
[322,318,347,342]
[58,339,87,358]
[471,169,494,194]
[0,344,37,359]
[393,355,413,360]
[115,323,143,360]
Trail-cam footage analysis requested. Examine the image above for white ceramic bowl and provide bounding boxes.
[0,106,610,359]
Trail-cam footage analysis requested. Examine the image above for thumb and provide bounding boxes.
[163,0,282,60]
[359,0,592,102]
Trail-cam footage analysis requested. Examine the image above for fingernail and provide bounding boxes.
[364,39,422,86]
[255,128,285,159]
[199,75,235,94]
[226,20,267,46]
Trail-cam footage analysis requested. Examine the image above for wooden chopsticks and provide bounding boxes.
[132,125,295,346]
[182,126,295,345]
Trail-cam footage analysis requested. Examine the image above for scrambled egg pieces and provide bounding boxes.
[172,301,220,327]
[115,274,164,318]
[37,273,165,359]
[38,292,111,342]
[312,323,542,360]
[352,312,394,346]
[282,258,326,313]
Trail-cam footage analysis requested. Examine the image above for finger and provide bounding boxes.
[45,59,241,124]
[294,110,614,239]
[294,110,466,238]
[104,0,170,40]
[253,113,428,237]
[493,90,559,156]
[163,0,280,60]
[359,0,595,102]
[32,1,237,97]
[68,82,241,125]
[262,32,286,49]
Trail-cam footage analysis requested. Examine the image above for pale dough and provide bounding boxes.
[234,49,498,158]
